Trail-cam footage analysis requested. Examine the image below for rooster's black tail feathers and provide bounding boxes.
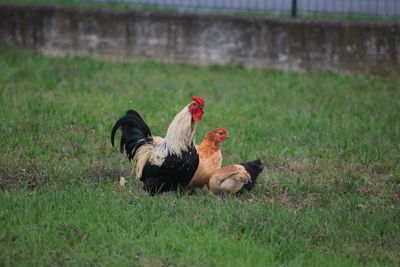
[111,110,153,160]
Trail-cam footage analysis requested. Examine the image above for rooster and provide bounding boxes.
[186,127,228,192]
[111,96,205,195]
[208,159,264,195]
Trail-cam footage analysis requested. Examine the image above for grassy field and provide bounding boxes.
[0,46,399,266]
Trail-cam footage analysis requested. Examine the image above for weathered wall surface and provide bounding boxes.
[0,3,399,75]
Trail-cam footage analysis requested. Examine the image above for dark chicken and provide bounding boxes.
[208,159,264,195]
[236,159,265,194]
[111,96,205,195]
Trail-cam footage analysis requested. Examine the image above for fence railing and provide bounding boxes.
[7,0,400,20]
[77,0,400,20]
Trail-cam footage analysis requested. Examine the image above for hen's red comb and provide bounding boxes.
[192,96,205,106]
[218,127,227,133]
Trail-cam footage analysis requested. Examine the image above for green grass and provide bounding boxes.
[0,46,399,265]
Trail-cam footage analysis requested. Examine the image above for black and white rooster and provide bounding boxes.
[111,96,205,195]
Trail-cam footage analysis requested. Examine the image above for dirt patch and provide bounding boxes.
[0,161,49,191]
[245,157,399,207]
[82,159,131,185]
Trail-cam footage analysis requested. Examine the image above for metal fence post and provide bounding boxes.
[291,0,297,17]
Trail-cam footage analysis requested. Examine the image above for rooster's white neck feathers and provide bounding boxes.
[161,105,196,155]
[132,104,197,180]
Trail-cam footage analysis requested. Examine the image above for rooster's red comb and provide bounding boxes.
[192,96,205,107]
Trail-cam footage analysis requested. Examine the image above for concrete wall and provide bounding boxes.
[0,3,399,75]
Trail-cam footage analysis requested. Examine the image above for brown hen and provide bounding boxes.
[186,127,228,192]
